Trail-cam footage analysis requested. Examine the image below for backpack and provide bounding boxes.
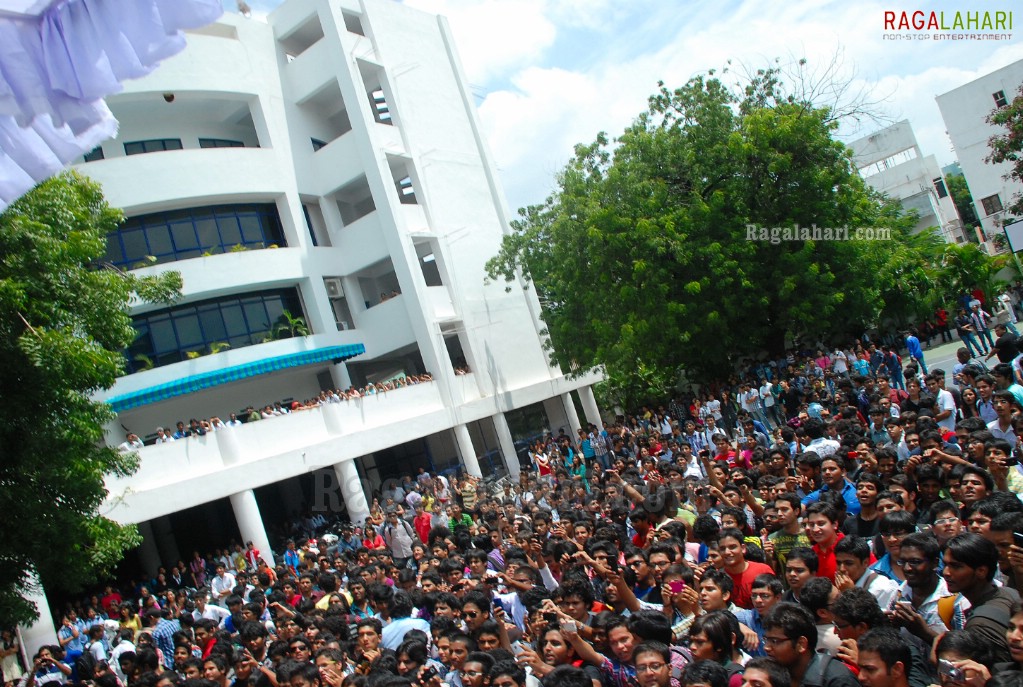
[76,648,98,682]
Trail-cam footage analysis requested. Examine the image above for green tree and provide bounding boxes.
[0,172,182,624]
[945,172,980,234]
[487,67,919,405]
[987,83,1023,218]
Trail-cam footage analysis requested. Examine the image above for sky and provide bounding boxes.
[239,0,1023,213]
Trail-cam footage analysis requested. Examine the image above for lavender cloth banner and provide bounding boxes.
[0,0,223,212]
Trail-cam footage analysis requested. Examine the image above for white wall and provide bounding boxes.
[937,60,1023,239]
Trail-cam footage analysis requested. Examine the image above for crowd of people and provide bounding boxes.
[120,375,435,450]
[15,291,1023,687]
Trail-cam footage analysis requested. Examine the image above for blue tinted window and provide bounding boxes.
[104,203,286,268]
[126,289,306,372]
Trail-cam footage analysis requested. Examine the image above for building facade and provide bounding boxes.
[937,59,1023,245]
[36,0,601,632]
[849,120,967,244]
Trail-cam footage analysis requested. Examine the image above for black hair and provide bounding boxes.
[689,611,738,662]
[785,547,818,573]
[743,657,791,687]
[945,533,1001,582]
[857,628,911,671]
[762,602,818,649]
[799,577,834,619]
[681,660,728,687]
[834,536,870,562]
[830,587,887,628]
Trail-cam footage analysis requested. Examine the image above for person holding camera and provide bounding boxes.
[21,647,71,687]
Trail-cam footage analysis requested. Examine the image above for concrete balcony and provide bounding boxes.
[284,38,333,103]
[103,379,447,523]
[353,294,415,353]
[78,148,286,214]
[336,212,389,273]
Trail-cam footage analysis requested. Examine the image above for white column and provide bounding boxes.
[454,424,483,477]
[492,413,521,478]
[579,385,604,430]
[19,574,57,660]
[230,490,275,567]
[562,392,583,435]
[335,458,370,526]
[331,362,352,390]
[137,521,161,578]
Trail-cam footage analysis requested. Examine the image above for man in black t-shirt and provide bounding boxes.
[987,323,1020,364]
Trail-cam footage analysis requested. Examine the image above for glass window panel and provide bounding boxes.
[149,318,177,354]
[221,304,247,337]
[239,215,263,244]
[147,225,173,257]
[121,229,149,262]
[199,308,227,342]
[104,234,123,264]
[265,297,285,328]
[173,313,203,348]
[124,142,144,156]
[218,216,241,246]
[195,219,219,251]
[170,221,198,250]
[243,299,269,332]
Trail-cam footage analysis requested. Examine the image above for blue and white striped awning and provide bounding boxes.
[106,343,365,412]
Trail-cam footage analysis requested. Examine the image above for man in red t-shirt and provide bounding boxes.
[718,528,774,609]
[806,501,844,583]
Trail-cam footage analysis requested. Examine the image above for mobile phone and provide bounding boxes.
[937,659,964,682]
[788,468,797,477]
[668,580,686,595]
[511,642,527,656]
[563,619,578,632]
[419,666,438,683]
[1013,532,1023,548]
[542,612,557,623]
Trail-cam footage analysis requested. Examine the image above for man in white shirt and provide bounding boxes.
[117,433,144,452]
[153,428,175,444]
[760,380,779,428]
[210,563,236,606]
[225,413,243,426]
[834,537,898,609]
[831,348,849,377]
[924,375,957,432]
[191,590,231,624]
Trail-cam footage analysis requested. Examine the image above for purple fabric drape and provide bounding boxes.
[0,0,223,212]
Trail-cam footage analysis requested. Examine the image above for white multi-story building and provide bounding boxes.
[937,59,1023,244]
[55,0,599,604]
[849,120,966,243]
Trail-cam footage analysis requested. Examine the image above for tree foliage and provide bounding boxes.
[0,172,182,625]
[987,83,1023,218]
[485,65,939,406]
[945,172,980,232]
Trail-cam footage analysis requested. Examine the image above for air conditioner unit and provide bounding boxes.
[324,278,344,299]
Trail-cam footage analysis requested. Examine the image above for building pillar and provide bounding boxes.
[331,362,352,391]
[562,392,583,435]
[492,412,520,478]
[153,516,181,568]
[454,424,482,477]
[334,459,370,526]
[229,490,275,567]
[136,521,161,579]
[19,573,57,660]
[579,385,604,430]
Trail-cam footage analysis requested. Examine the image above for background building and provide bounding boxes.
[66,0,600,593]
[937,59,1023,249]
[849,119,967,244]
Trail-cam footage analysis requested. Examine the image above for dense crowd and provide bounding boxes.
[14,293,1023,687]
